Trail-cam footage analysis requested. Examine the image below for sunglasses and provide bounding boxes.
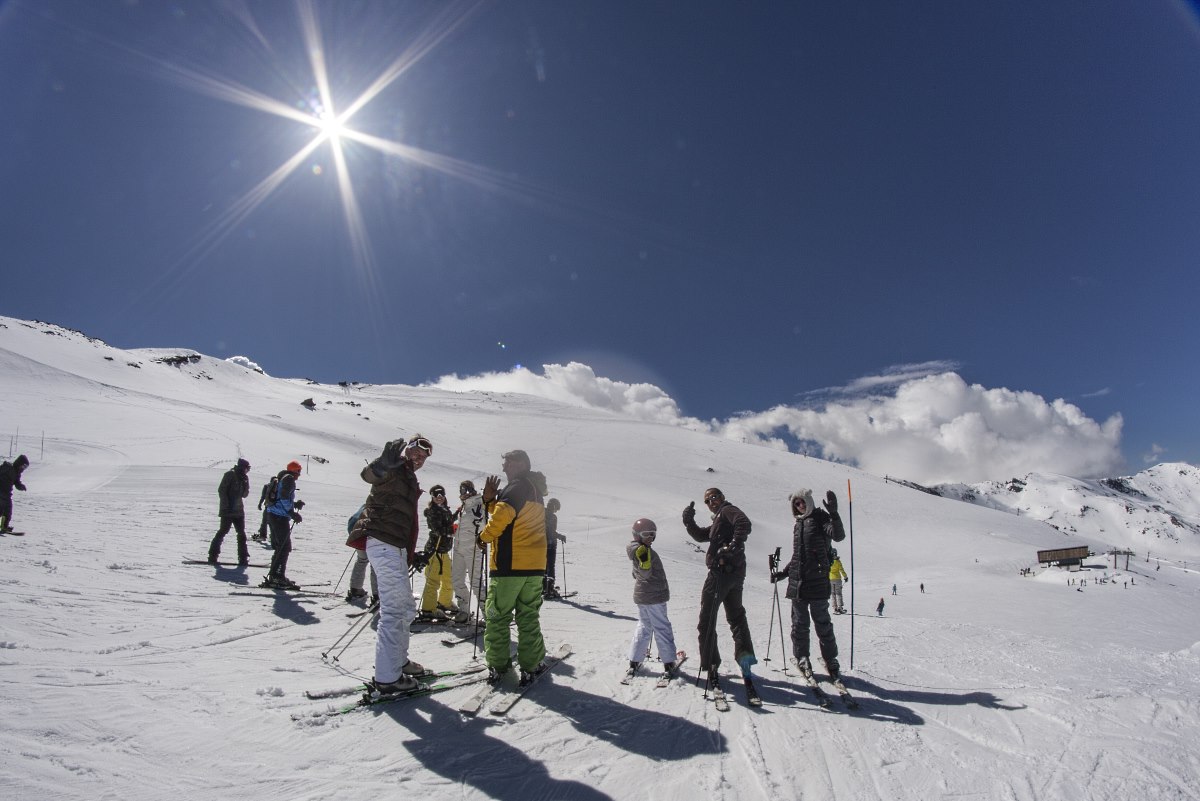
[408,436,433,455]
[704,495,723,504]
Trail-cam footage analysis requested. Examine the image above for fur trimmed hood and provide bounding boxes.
[789,487,815,518]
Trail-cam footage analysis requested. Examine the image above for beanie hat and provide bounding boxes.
[287,460,303,474]
[14,454,29,469]
[236,458,250,471]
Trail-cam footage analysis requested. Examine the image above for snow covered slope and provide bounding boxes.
[2,315,1198,801]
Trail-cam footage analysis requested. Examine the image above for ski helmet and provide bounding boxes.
[286,460,302,474]
[830,547,838,559]
[632,518,657,543]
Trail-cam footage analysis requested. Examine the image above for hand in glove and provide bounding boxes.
[771,570,787,583]
[635,544,652,570]
[682,501,696,525]
[482,475,501,504]
[411,551,430,572]
[289,511,303,524]
[293,499,306,510]
[823,490,838,515]
[475,534,487,551]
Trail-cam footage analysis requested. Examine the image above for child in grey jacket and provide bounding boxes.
[626,518,679,677]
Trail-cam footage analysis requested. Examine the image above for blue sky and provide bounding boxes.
[2,0,1198,481]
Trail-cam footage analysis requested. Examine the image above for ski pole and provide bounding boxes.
[764,547,782,665]
[847,478,855,671]
[332,551,355,594]
[561,535,568,595]
[321,610,373,662]
[472,544,488,660]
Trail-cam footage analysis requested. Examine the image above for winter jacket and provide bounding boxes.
[349,460,421,563]
[0,458,28,499]
[479,470,547,577]
[422,503,455,554]
[454,495,486,544]
[627,541,670,605]
[683,501,751,576]
[829,558,848,583]
[266,471,299,518]
[218,466,251,517]
[780,491,846,601]
[258,479,277,511]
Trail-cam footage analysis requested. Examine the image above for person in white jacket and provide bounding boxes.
[450,479,486,624]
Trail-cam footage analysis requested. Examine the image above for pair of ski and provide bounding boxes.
[230,581,336,598]
[795,663,859,710]
[457,642,572,717]
[0,529,26,536]
[296,664,491,718]
[621,650,688,689]
[706,675,761,711]
[181,559,270,568]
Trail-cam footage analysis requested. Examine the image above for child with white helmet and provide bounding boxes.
[625,518,679,680]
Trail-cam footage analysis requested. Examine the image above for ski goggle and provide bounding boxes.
[407,436,433,455]
[636,529,657,543]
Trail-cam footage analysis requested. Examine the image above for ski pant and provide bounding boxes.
[257,508,270,538]
[349,548,377,596]
[209,514,248,563]
[419,551,454,611]
[0,497,12,529]
[366,538,416,684]
[790,597,838,664]
[266,514,292,579]
[697,570,755,672]
[545,538,558,582]
[629,602,677,664]
[451,533,481,612]
[484,575,546,673]
[830,579,845,611]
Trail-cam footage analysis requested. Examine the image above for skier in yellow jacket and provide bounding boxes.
[478,449,548,686]
[829,548,849,614]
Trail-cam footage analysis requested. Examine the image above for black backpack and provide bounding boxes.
[265,476,281,503]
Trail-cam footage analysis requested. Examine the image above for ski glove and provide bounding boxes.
[823,491,837,515]
[411,551,430,572]
[771,570,787,583]
[482,475,501,504]
[635,544,652,570]
[294,500,305,510]
[682,501,696,525]
[290,512,303,524]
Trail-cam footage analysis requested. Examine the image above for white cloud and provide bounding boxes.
[226,355,265,374]
[427,362,707,428]
[428,364,1125,484]
[1142,443,1166,464]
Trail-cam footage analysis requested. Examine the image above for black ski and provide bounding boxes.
[295,670,490,718]
[0,530,26,536]
[181,559,268,568]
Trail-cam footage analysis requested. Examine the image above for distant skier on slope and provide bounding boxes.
[877,597,885,616]
[0,454,29,532]
[771,488,846,680]
[543,498,567,599]
[625,518,678,678]
[208,458,251,566]
[263,461,305,589]
[829,547,849,614]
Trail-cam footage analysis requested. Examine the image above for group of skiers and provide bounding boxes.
[205,441,857,701]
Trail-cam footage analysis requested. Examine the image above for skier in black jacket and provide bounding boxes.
[208,459,251,565]
[682,487,758,688]
[0,454,29,532]
[772,487,846,679]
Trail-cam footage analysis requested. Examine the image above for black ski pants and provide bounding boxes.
[697,569,755,672]
[267,514,293,579]
[209,514,248,563]
[0,497,12,529]
[790,597,838,664]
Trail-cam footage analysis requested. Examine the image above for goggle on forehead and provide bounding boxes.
[408,437,433,455]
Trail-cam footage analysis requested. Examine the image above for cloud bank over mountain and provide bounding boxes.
[429,363,1124,484]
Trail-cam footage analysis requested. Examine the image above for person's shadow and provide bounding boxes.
[555,596,636,622]
[374,693,614,800]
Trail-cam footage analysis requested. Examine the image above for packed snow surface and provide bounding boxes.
[2,316,1198,801]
